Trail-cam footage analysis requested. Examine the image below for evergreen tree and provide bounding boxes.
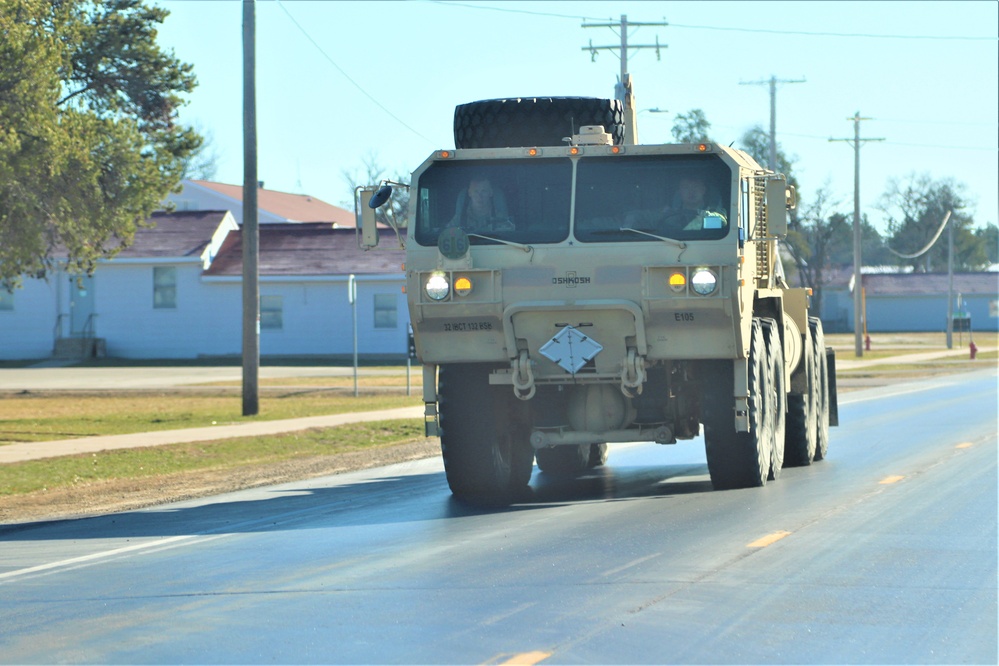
[0,0,200,289]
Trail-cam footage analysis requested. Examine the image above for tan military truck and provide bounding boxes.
[362,97,837,503]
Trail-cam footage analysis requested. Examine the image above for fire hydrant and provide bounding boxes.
[969,340,978,360]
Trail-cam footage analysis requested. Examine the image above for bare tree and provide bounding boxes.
[341,152,410,230]
[180,123,221,181]
[782,185,851,314]
[877,173,988,272]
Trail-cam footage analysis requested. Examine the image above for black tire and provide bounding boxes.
[784,323,817,467]
[810,317,830,462]
[535,445,590,477]
[453,97,625,149]
[438,364,534,504]
[588,442,609,468]
[762,319,786,481]
[703,319,773,490]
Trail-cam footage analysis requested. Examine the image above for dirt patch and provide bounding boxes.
[0,438,440,525]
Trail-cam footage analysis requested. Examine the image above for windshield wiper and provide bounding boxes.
[591,227,687,250]
[466,233,534,254]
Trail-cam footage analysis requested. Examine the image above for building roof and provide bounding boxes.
[114,210,235,259]
[188,180,356,227]
[864,272,999,296]
[203,224,405,277]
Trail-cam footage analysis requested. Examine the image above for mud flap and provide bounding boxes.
[826,346,839,427]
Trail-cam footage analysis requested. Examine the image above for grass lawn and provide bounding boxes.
[0,419,424,497]
[0,390,421,444]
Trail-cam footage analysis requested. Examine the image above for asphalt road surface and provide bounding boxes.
[1,368,996,664]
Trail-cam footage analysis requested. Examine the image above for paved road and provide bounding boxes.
[1,368,995,664]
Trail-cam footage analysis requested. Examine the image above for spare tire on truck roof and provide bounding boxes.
[453,97,625,149]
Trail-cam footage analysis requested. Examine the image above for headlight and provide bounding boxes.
[425,272,450,301]
[690,268,717,296]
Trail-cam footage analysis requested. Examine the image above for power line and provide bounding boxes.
[425,2,994,41]
[427,0,607,21]
[581,15,668,99]
[273,0,436,146]
[667,21,995,41]
[771,130,997,153]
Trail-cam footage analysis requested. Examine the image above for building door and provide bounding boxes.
[69,275,96,337]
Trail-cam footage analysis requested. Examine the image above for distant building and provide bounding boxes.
[0,181,408,361]
[164,179,356,227]
[821,269,999,333]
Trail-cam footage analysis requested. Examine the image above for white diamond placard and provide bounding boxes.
[539,325,603,374]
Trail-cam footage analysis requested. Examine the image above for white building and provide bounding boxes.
[0,182,408,361]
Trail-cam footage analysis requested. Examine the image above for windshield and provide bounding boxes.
[574,154,731,243]
[414,159,572,247]
[413,153,733,247]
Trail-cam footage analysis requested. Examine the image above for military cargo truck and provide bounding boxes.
[362,97,837,503]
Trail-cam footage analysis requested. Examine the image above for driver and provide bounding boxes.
[448,177,515,233]
[621,175,727,234]
[665,176,727,230]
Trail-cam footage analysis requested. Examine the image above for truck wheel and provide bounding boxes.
[703,319,773,490]
[588,442,609,468]
[762,319,786,481]
[535,444,590,477]
[453,97,625,149]
[810,317,830,461]
[784,322,817,467]
[439,364,534,504]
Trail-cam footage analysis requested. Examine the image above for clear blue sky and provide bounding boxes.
[153,0,998,234]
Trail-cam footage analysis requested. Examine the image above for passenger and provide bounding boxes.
[448,178,514,233]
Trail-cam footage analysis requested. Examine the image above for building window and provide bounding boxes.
[374,293,397,329]
[261,295,283,330]
[0,291,13,311]
[153,267,177,309]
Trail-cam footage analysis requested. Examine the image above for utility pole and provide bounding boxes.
[242,0,259,416]
[582,15,667,103]
[739,75,805,171]
[830,112,884,358]
[947,211,955,349]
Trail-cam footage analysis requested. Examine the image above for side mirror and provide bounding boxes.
[369,185,393,210]
[359,186,381,249]
[765,177,789,239]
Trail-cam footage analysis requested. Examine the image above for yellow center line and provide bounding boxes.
[499,651,552,666]
[747,530,791,548]
[879,475,905,484]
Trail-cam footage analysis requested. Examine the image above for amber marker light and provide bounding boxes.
[569,147,580,155]
[668,271,687,293]
[454,276,473,296]
[437,150,452,159]
[527,148,539,156]
[610,145,622,154]
[697,143,708,152]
